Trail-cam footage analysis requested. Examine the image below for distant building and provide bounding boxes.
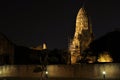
[31,43,47,50]
[69,8,93,64]
[43,43,47,50]
[0,33,14,65]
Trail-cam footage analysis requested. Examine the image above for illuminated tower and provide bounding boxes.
[69,8,93,64]
[43,43,47,50]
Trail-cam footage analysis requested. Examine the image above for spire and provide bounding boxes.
[69,2,93,64]
[43,43,47,50]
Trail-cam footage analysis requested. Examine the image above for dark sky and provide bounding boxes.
[0,0,120,49]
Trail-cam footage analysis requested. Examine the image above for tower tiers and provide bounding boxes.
[69,8,93,64]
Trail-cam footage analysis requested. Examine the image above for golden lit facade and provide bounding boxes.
[69,8,93,64]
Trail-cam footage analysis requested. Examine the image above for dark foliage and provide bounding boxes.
[89,30,120,62]
[14,46,69,65]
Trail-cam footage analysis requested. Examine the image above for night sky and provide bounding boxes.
[0,0,120,49]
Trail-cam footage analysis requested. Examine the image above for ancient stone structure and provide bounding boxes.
[69,8,93,64]
[30,43,47,50]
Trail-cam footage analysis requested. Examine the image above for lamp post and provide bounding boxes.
[102,71,106,79]
[45,70,48,80]
[45,71,48,75]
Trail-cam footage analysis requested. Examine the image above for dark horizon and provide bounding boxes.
[0,0,120,49]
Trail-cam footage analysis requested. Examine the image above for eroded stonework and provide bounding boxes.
[69,8,93,64]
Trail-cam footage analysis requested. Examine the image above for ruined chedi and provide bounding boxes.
[69,8,93,64]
